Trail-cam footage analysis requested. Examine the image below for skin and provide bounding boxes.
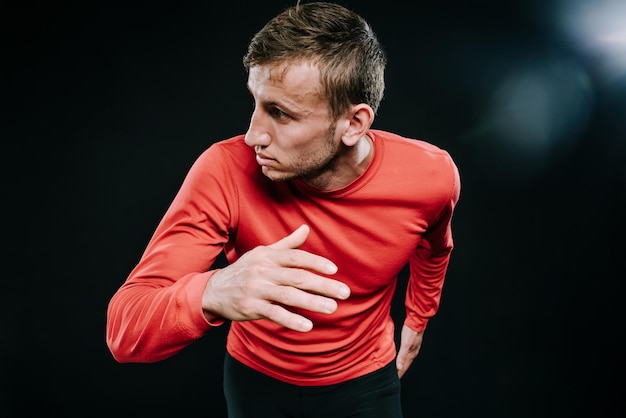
[243,61,373,190]
[201,60,422,378]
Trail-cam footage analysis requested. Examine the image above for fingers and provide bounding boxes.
[263,303,315,332]
[204,224,351,332]
[269,224,310,250]
[267,224,337,275]
[267,224,338,274]
[396,348,417,379]
[396,325,423,378]
[254,261,350,332]
[238,285,340,333]
[253,270,350,331]
[272,247,338,275]
[396,351,408,379]
[264,225,345,297]
[267,265,349,300]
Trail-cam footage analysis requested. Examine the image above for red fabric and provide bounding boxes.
[106,129,460,385]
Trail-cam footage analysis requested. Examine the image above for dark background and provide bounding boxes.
[3,0,625,417]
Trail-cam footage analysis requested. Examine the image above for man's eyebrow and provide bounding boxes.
[246,84,275,104]
[247,88,291,111]
[246,82,307,117]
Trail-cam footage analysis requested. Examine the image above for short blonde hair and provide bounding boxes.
[243,2,387,120]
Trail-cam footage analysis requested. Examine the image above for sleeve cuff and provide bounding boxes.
[182,270,224,333]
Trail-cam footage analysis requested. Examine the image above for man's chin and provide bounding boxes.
[261,166,294,182]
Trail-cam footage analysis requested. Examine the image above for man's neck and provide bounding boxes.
[302,134,373,191]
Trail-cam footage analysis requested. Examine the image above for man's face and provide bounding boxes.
[245,62,342,183]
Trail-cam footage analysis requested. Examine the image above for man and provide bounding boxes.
[106,2,460,417]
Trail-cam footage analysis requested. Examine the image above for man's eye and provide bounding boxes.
[270,107,290,120]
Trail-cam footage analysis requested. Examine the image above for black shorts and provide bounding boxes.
[223,353,403,418]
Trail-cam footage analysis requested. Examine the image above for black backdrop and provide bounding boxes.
[3,1,625,417]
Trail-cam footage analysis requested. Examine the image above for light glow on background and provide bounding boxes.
[557,0,626,83]
[464,56,594,182]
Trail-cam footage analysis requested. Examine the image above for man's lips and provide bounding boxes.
[255,153,276,166]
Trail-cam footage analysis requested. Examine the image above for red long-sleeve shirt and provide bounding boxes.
[106,129,460,385]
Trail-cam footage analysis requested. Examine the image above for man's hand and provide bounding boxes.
[396,324,424,378]
[202,224,351,332]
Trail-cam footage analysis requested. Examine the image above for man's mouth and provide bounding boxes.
[255,153,276,166]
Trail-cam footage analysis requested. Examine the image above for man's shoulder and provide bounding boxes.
[208,134,248,152]
[370,129,460,204]
[190,134,256,175]
[370,129,454,161]
[198,134,251,161]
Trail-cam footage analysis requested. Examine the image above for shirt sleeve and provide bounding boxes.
[106,144,237,363]
[404,153,461,332]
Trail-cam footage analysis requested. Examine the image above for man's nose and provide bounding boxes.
[244,109,271,148]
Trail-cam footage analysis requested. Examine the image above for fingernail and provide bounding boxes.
[324,300,337,313]
[325,263,338,274]
[338,285,350,299]
[300,320,313,332]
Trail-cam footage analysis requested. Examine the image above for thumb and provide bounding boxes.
[396,347,406,374]
[268,224,310,250]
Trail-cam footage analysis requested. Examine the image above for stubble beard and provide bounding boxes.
[271,123,342,187]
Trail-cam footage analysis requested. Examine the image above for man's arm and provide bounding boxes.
[398,152,461,377]
[106,146,351,363]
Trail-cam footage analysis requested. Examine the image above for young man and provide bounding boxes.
[106,2,460,417]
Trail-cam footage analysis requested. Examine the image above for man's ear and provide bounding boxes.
[341,104,374,146]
